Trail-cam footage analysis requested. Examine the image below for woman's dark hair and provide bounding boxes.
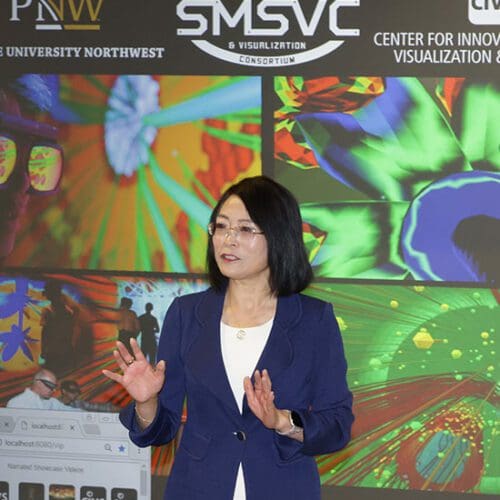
[206,176,313,295]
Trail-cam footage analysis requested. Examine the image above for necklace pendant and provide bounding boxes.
[236,329,246,340]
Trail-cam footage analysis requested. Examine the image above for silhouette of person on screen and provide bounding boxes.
[117,297,140,356]
[40,280,77,376]
[138,302,159,363]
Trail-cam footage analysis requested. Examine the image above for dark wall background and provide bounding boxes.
[0,0,498,497]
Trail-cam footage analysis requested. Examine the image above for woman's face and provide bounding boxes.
[212,195,270,286]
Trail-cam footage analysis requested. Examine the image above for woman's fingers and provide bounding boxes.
[154,359,166,374]
[257,370,276,416]
[243,376,255,401]
[263,389,274,403]
[253,370,262,390]
[243,371,280,429]
[262,369,272,390]
[244,376,262,415]
[113,349,129,372]
[102,368,122,383]
[129,338,147,362]
[253,370,274,395]
[115,340,132,361]
[248,371,272,405]
[105,340,167,404]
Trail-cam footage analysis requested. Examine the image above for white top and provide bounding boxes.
[220,318,274,500]
[6,388,77,411]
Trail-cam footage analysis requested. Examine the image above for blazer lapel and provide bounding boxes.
[187,288,242,418]
[243,294,302,416]
[254,294,301,376]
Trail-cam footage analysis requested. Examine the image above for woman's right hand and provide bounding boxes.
[102,338,166,404]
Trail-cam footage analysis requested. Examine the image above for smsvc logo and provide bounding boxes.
[10,0,104,31]
[176,0,361,67]
[469,0,500,24]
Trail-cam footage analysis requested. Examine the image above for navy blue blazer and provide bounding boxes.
[120,288,353,500]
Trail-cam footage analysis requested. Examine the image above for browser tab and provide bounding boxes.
[17,417,81,436]
[82,423,101,435]
[0,416,15,433]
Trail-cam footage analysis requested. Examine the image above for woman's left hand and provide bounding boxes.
[244,369,289,431]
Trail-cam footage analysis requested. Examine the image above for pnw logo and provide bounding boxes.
[176,0,361,67]
[10,0,104,31]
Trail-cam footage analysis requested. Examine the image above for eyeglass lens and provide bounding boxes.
[36,378,57,390]
[209,222,261,239]
[29,145,63,192]
[0,135,62,192]
[0,136,16,183]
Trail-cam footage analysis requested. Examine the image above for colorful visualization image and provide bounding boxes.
[0,272,206,407]
[1,271,497,493]
[274,77,500,283]
[2,75,262,272]
[307,281,499,495]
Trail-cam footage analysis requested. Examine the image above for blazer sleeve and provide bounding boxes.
[275,301,354,459]
[119,297,186,447]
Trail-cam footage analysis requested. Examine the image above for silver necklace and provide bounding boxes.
[236,329,246,340]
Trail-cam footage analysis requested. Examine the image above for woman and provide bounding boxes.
[103,176,353,499]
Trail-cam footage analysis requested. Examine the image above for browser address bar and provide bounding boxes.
[0,436,129,457]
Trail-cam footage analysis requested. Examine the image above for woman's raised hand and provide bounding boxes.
[102,338,165,403]
[244,369,302,439]
[244,369,282,429]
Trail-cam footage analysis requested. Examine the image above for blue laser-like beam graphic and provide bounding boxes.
[143,77,261,127]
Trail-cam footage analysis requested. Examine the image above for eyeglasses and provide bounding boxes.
[61,384,80,395]
[208,221,264,242]
[0,112,63,193]
[62,388,80,396]
[35,378,58,391]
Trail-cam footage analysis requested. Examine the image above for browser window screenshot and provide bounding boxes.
[0,408,150,500]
